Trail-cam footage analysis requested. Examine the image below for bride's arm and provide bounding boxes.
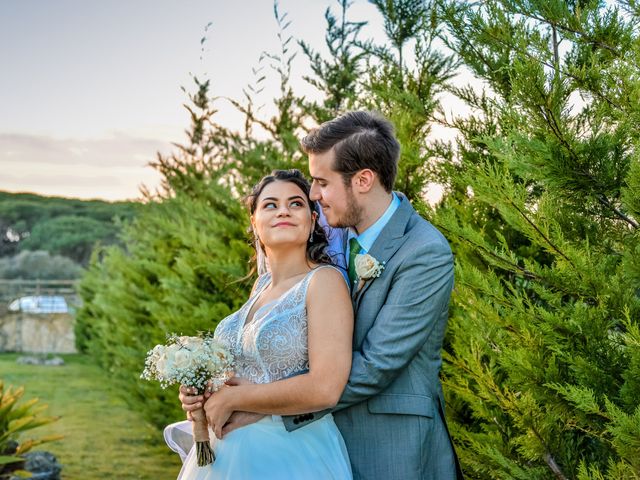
[204,267,353,438]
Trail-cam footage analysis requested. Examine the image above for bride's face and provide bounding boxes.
[251,180,316,251]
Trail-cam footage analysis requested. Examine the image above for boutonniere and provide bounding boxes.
[354,253,385,292]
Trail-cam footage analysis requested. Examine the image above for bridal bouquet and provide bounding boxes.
[141,333,234,466]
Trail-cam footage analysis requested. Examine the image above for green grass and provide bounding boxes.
[0,353,182,479]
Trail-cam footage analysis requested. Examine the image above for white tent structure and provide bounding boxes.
[8,295,69,314]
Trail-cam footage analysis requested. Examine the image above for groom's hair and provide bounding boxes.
[301,110,400,192]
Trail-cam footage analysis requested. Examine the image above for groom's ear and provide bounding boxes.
[352,169,376,193]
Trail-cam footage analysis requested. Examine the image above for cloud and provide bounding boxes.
[0,167,163,201]
[0,132,168,200]
[0,132,172,168]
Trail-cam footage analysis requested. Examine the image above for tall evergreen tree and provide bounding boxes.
[76,78,255,427]
[434,1,640,478]
[76,5,310,427]
[298,0,367,123]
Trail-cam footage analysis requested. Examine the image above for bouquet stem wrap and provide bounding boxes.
[191,405,215,466]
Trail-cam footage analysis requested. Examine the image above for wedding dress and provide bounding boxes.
[176,266,352,480]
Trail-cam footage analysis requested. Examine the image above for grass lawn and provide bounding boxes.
[0,353,183,479]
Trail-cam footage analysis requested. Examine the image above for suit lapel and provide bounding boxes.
[352,194,414,310]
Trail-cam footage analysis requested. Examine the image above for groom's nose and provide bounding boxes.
[309,182,321,201]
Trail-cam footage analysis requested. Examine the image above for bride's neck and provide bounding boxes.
[264,246,310,286]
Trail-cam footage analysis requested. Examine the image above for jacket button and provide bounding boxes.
[293,418,300,425]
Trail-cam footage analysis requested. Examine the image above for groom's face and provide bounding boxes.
[309,149,363,228]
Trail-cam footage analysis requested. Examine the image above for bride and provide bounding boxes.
[176,169,353,479]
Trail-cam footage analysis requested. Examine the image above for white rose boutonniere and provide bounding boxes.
[355,253,385,281]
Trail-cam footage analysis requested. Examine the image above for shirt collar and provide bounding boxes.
[348,192,401,253]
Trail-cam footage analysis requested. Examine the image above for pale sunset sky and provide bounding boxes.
[0,1,463,202]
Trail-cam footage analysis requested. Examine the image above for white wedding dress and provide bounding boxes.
[176,266,352,480]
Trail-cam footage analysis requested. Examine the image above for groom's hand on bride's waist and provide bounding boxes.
[219,376,265,436]
[221,411,265,437]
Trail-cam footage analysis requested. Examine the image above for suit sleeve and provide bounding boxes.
[333,239,454,411]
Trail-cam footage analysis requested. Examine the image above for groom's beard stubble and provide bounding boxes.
[332,189,364,230]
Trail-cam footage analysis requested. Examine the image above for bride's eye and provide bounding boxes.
[290,200,304,207]
[263,202,277,209]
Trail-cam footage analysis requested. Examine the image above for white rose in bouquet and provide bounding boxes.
[173,348,193,370]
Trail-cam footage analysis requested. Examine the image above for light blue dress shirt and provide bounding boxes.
[346,192,401,259]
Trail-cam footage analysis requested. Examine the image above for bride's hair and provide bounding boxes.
[245,169,333,270]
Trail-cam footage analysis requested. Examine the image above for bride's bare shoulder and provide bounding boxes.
[307,265,349,299]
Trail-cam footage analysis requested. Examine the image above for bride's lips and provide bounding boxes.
[273,222,295,227]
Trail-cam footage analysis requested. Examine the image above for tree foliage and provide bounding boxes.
[76,62,305,426]
[0,250,83,280]
[0,192,138,265]
[433,0,640,477]
[75,3,640,477]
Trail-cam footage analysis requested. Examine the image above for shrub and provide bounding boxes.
[0,381,61,479]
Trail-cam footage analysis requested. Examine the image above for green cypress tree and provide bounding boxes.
[76,79,254,427]
[76,6,310,425]
[434,1,640,478]
[298,0,367,123]
[359,0,457,201]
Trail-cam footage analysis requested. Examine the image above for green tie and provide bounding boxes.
[348,237,362,286]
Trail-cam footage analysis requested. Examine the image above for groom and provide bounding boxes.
[285,110,463,479]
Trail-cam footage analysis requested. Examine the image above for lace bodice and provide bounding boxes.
[214,266,336,384]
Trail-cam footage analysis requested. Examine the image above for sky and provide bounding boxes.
[0,1,459,202]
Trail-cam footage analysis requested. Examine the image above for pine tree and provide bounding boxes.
[358,0,457,202]
[298,0,367,123]
[75,78,254,427]
[76,5,311,426]
[434,1,640,478]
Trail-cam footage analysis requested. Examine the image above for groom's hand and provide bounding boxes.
[222,411,265,437]
[219,376,264,436]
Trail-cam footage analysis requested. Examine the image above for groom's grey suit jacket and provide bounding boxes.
[284,193,462,480]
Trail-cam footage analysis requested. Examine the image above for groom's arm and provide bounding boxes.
[283,238,453,431]
[334,240,453,409]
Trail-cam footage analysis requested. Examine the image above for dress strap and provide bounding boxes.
[251,272,272,297]
[301,264,348,292]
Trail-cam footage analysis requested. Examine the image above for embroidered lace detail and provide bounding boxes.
[214,266,337,384]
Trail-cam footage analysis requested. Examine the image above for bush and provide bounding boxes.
[0,250,83,280]
[434,1,640,477]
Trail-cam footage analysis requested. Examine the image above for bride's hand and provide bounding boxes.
[178,384,213,421]
[204,384,236,440]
